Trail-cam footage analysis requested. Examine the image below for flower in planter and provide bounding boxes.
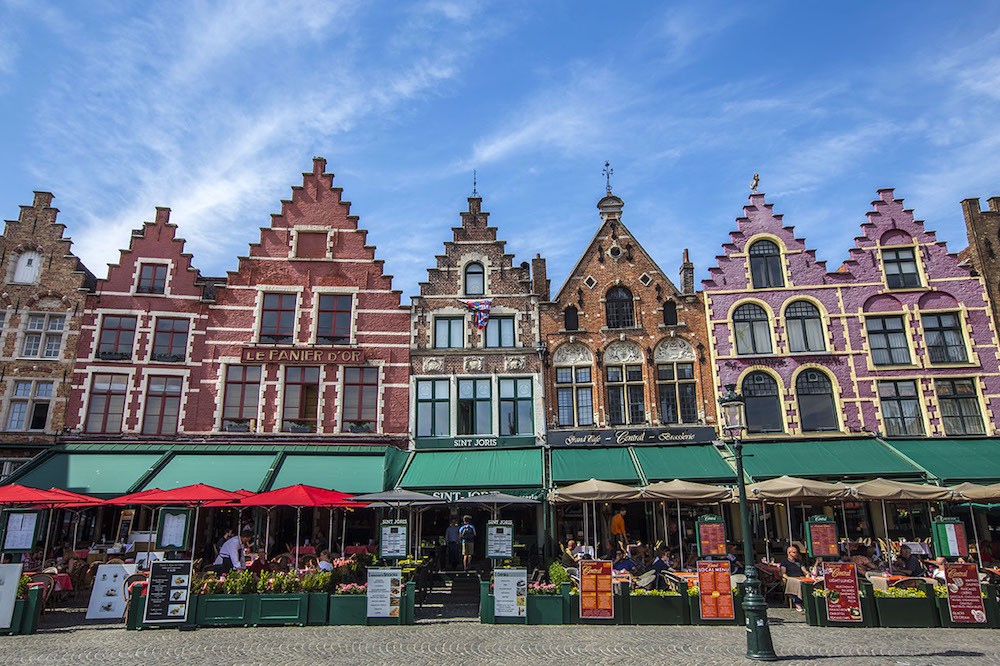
[301,571,333,593]
[873,587,927,598]
[17,575,31,599]
[687,586,741,597]
[631,588,681,597]
[527,582,559,596]
[223,570,259,595]
[335,583,368,595]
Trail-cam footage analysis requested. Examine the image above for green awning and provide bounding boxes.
[741,438,923,481]
[634,446,735,482]
[400,449,543,490]
[550,448,641,484]
[12,453,163,498]
[884,439,1000,484]
[269,454,387,494]
[142,454,276,492]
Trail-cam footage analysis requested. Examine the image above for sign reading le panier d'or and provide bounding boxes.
[241,346,367,365]
[547,426,716,447]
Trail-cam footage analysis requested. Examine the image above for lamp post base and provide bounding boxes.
[742,566,777,661]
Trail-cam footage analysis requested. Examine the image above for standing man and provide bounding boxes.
[610,507,628,548]
[214,532,247,572]
[459,515,477,572]
[445,519,461,570]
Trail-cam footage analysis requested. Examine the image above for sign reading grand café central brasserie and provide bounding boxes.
[547,426,716,446]
[240,346,367,364]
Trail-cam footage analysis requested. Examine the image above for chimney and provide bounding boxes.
[532,254,550,300]
[312,156,326,175]
[32,192,54,209]
[680,248,694,295]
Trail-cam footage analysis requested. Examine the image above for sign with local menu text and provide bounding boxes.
[697,560,735,620]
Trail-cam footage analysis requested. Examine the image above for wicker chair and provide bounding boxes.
[891,577,924,590]
[29,573,55,611]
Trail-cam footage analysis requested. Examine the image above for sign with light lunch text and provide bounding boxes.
[824,563,862,623]
[547,426,716,447]
[241,346,367,365]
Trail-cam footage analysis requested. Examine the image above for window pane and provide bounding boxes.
[576,388,594,425]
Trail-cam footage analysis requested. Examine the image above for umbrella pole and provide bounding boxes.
[72,510,81,552]
[662,502,669,551]
[341,508,347,555]
[970,503,984,570]
[295,506,301,569]
[583,502,589,554]
[881,499,892,574]
[676,500,684,569]
[191,504,201,567]
[840,501,850,543]
[265,508,272,556]
[328,508,334,555]
[42,507,54,563]
[785,499,793,548]
[762,501,771,563]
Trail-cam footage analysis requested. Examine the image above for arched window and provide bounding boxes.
[743,372,783,433]
[733,303,772,355]
[605,286,635,328]
[749,240,784,289]
[796,370,838,432]
[563,306,579,331]
[662,300,678,326]
[12,251,41,284]
[464,262,484,296]
[785,301,825,352]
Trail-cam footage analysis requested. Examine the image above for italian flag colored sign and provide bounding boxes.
[935,521,968,558]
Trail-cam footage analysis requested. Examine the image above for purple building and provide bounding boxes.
[704,189,1000,450]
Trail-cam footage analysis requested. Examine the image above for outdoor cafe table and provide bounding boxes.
[27,572,73,593]
[867,574,937,591]
[343,546,371,555]
[783,576,818,600]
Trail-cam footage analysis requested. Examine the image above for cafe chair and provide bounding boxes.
[300,555,318,569]
[274,554,293,571]
[29,573,55,612]
[107,558,125,565]
[891,578,922,590]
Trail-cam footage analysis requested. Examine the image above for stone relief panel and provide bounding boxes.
[604,340,643,364]
[654,338,695,362]
[553,342,593,365]
[422,357,443,373]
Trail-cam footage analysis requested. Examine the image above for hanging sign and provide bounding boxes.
[155,508,193,551]
[945,563,987,624]
[1,510,40,553]
[486,520,513,559]
[932,518,969,558]
[696,515,727,557]
[86,563,139,620]
[806,515,839,559]
[580,560,614,619]
[823,562,862,623]
[697,560,735,620]
[493,568,527,619]
[379,520,408,559]
[367,568,403,618]
[143,560,193,624]
[0,563,23,630]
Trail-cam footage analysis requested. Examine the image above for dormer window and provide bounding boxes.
[138,263,167,294]
[882,247,921,289]
[464,262,485,296]
[748,240,784,289]
[12,251,41,284]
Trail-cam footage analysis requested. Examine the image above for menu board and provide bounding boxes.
[944,563,987,624]
[2,510,40,553]
[486,520,513,559]
[823,562,862,623]
[493,568,527,618]
[580,560,614,619]
[806,518,839,559]
[697,560,735,620]
[115,510,135,544]
[86,563,138,620]
[143,560,193,624]
[155,508,192,551]
[379,520,408,559]
[367,568,403,618]
[696,517,727,557]
[933,519,969,558]
[0,563,23,630]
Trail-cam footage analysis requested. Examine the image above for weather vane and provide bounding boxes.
[472,170,478,197]
[603,160,614,194]
[750,172,760,193]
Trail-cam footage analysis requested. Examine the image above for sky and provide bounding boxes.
[1,1,999,298]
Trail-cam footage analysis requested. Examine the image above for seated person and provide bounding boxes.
[247,548,271,574]
[849,544,881,574]
[612,548,638,574]
[894,545,927,577]
[649,547,674,589]
[779,545,808,612]
[317,549,335,572]
[561,540,582,569]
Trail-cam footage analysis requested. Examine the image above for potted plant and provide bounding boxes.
[527,582,564,625]
[687,583,745,626]
[302,571,332,626]
[252,571,308,626]
[873,585,939,628]
[0,576,43,636]
[934,582,1000,629]
[328,582,368,626]
[629,588,688,625]
[195,570,257,627]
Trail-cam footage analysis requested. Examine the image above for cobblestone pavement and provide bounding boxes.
[2,608,1000,666]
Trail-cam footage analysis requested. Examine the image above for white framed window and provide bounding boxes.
[21,314,65,359]
[6,380,53,431]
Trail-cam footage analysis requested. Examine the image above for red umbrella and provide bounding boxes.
[102,488,168,506]
[0,484,70,505]
[204,489,254,508]
[105,484,242,506]
[44,488,103,508]
[238,485,364,565]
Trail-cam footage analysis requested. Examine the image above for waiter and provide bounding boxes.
[610,507,628,547]
[214,533,247,572]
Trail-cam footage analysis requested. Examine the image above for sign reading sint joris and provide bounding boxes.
[241,347,366,364]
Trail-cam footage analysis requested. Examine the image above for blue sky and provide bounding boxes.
[1,1,999,297]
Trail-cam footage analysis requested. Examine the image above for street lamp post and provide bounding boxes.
[719,384,777,661]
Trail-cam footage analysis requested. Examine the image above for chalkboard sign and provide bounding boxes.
[696,515,727,557]
[806,515,839,560]
[143,560,193,624]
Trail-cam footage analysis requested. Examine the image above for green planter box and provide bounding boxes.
[688,590,746,626]
[252,594,308,626]
[328,595,367,625]
[935,584,1000,629]
[527,594,564,625]
[803,581,878,628]
[196,594,253,627]
[875,595,939,628]
[0,588,42,636]
[307,592,329,626]
[629,594,688,625]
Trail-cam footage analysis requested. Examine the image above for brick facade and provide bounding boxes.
[540,191,716,434]
[0,192,94,474]
[409,195,547,448]
[704,189,1000,439]
[962,195,1000,332]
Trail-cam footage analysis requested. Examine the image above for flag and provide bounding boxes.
[460,299,492,329]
